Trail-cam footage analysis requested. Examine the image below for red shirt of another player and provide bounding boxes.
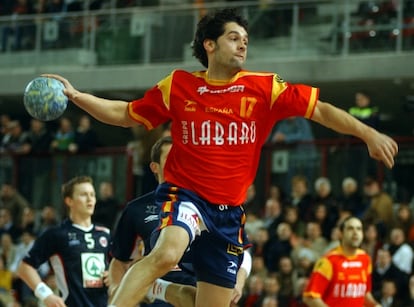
[303,245,373,307]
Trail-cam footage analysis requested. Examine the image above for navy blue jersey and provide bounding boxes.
[111,191,158,261]
[111,191,196,307]
[23,219,110,307]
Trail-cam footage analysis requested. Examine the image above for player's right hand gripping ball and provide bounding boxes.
[23,76,68,121]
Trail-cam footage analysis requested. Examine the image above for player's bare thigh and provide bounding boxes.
[195,281,233,307]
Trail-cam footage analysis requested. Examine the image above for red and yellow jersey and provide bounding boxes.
[303,246,373,307]
[129,70,319,205]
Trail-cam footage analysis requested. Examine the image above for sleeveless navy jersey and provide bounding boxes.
[23,219,110,307]
[111,191,196,307]
[111,191,158,261]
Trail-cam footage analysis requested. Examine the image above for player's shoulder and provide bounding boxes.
[125,191,156,210]
[94,224,111,235]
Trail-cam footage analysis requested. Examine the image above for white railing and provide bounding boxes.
[0,0,413,67]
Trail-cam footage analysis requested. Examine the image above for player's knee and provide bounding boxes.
[177,285,196,307]
[150,248,182,271]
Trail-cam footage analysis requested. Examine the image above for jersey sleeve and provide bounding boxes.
[128,73,174,130]
[22,228,56,268]
[110,206,141,262]
[303,257,332,299]
[270,75,319,120]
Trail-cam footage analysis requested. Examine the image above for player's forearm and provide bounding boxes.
[16,261,43,291]
[70,92,135,128]
[311,101,377,143]
[302,296,328,307]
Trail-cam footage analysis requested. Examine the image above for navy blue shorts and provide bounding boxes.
[151,182,250,288]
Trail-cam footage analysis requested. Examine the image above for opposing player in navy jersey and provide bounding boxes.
[109,136,197,306]
[17,176,111,307]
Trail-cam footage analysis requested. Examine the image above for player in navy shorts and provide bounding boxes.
[17,176,111,307]
[110,136,252,306]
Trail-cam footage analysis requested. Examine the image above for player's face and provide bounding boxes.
[67,182,96,217]
[211,22,248,71]
[341,218,363,249]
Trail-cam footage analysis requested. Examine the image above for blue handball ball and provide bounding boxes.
[23,77,68,121]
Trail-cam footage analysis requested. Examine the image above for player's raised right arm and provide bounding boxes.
[17,261,67,307]
[42,73,136,128]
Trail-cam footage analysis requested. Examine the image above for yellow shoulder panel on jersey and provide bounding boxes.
[156,71,175,110]
[313,257,333,280]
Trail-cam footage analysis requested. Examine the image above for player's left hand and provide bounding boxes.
[102,270,110,287]
[365,130,398,169]
[230,283,243,305]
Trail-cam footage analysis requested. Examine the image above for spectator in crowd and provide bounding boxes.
[0,208,22,243]
[93,180,120,230]
[69,114,99,153]
[9,229,41,304]
[295,221,328,261]
[323,225,341,253]
[0,114,11,141]
[238,274,265,307]
[20,207,36,234]
[311,203,336,241]
[407,274,414,306]
[0,233,17,271]
[250,255,268,280]
[295,247,316,278]
[261,274,284,306]
[282,205,306,238]
[372,248,409,302]
[0,120,30,154]
[312,176,339,226]
[50,117,75,153]
[275,255,299,304]
[34,205,59,235]
[376,279,402,307]
[288,175,314,222]
[250,227,270,259]
[0,256,14,306]
[26,119,53,154]
[346,90,380,182]
[262,197,283,235]
[384,227,414,275]
[0,182,29,230]
[362,176,394,238]
[338,176,364,217]
[264,222,295,273]
[244,183,262,217]
[25,119,54,207]
[360,222,383,264]
[392,203,414,240]
[1,0,35,52]
[270,116,317,193]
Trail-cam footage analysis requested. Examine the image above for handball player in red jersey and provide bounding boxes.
[303,216,381,307]
[43,8,397,307]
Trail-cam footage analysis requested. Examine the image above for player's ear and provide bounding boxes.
[203,39,216,53]
[149,161,159,175]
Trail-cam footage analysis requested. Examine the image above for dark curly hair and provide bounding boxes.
[192,8,248,68]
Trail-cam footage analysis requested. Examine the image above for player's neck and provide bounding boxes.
[341,245,358,257]
[70,213,92,228]
[206,66,240,81]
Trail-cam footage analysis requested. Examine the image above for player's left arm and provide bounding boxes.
[364,291,381,307]
[310,100,398,168]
